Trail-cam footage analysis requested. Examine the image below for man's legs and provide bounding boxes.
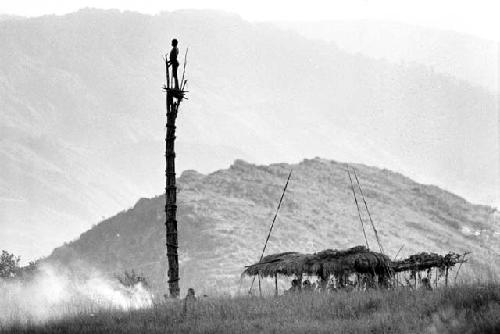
[172,65,179,89]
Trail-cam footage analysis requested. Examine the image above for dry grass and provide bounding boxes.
[2,283,499,333]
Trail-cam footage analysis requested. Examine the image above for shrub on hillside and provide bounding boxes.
[0,250,20,278]
[115,270,149,289]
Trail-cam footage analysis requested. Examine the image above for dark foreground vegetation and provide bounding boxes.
[3,283,500,334]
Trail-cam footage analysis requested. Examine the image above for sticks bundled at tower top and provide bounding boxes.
[163,38,188,298]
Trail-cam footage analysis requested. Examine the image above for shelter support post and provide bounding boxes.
[275,273,278,296]
[445,267,449,287]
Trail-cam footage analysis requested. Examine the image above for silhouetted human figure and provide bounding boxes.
[183,287,196,316]
[303,279,314,292]
[421,277,432,290]
[169,38,179,89]
[286,279,302,294]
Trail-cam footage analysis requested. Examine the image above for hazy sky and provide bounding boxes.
[1,0,500,41]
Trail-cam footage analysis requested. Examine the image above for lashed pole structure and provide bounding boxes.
[346,168,369,249]
[163,48,188,298]
[249,170,292,295]
[351,167,385,255]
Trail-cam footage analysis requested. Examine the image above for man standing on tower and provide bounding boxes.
[169,38,179,89]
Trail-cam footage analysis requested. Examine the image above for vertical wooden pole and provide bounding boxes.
[258,275,262,297]
[445,267,449,287]
[165,99,180,298]
[166,58,170,89]
[275,273,278,296]
[165,54,180,298]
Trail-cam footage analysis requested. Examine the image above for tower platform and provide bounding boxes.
[163,86,188,100]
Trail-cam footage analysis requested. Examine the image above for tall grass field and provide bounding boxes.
[2,283,499,333]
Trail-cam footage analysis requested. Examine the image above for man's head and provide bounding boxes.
[172,39,178,47]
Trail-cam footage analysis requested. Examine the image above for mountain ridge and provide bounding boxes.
[0,9,497,261]
[275,19,499,92]
[46,158,500,295]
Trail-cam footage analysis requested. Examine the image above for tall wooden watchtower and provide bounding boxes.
[163,48,188,298]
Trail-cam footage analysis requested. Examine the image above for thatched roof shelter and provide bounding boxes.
[243,246,391,278]
[391,252,465,273]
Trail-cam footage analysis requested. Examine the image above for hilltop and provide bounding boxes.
[0,9,497,261]
[47,158,499,294]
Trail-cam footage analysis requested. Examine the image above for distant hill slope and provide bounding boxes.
[47,158,499,295]
[0,9,497,261]
[276,20,499,92]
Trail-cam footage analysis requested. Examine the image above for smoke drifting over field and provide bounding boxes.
[0,264,152,325]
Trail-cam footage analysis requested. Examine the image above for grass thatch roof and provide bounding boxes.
[391,252,465,272]
[243,246,391,278]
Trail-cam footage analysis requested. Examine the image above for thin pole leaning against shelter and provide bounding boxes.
[346,167,370,250]
[249,170,293,295]
[163,45,188,298]
[351,167,385,254]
